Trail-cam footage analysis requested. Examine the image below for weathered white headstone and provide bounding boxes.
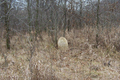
[58,37,68,51]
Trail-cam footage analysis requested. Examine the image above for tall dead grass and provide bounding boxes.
[0,26,120,80]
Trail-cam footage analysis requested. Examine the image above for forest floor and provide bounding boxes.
[0,27,120,80]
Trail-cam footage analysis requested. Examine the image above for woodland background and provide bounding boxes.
[0,0,120,80]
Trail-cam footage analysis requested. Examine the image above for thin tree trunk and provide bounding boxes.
[27,0,32,32]
[63,0,67,37]
[68,19,70,31]
[35,0,39,40]
[35,0,43,41]
[79,0,83,28]
[96,0,100,48]
[4,1,10,50]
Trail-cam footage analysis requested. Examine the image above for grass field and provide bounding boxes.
[0,26,120,80]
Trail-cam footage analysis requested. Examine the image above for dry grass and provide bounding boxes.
[0,26,120,80]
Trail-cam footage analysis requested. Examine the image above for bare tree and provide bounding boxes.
[35,0,39,40]
[27,0,32,32]
[79,0,83,28]
[3,0,12,50]
[35,0,43,40]
[96,0,100,48]
[0,0,13,68]
[63,0,67,37]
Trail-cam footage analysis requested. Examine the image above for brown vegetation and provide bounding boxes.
[0,27,120,80]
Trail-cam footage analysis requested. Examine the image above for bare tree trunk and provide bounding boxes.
[68,19,70,31]
[79,0,83,28]
[35,0,43,41]
[55,21,58,48]
[96,0,100,48]
[27,0,34,43]
[27,0,32,32]
[63,0,67,37]
[54,10,58,48]
[35,0,39,40]
[4,0,10,50]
